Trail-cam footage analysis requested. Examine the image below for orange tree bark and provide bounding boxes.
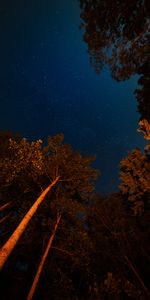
[0,176,59,270]
[26,214,62,300]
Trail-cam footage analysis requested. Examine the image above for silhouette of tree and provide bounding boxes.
[79,0,150,121]
[79,0,150,80]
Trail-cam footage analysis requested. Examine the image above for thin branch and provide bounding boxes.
[51,246,74,257]
[0,202,12,212]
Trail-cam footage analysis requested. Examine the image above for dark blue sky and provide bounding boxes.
[0,0,145,194]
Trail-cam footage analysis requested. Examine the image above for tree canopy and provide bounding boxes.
[79,0,150,80]
[119,119,150,215]
[0,131,99,299]
[79,0,150,122]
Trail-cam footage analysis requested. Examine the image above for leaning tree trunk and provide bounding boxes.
[26,214,62,300]
[0,176,59,270]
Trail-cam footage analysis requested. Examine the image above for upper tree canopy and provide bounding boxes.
[0,131,99,299]
[79,0,150,122]
[0,131,99,202]
[79,0,150,80]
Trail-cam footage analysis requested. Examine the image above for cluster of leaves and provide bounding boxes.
[119,147,150,215]
[0,138,44,186]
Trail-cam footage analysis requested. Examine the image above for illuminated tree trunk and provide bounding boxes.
[26,213,61,300]
[0,176,59,270]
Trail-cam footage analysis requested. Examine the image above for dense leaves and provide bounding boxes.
[119,120,150,215]
[79,0,150,80]
[119,148,150,215]
[79,0,150,122]
[0,131,98,299]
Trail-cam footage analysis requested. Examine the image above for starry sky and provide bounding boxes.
[0,0,145,194]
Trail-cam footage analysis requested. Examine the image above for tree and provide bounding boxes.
[79,0,149,80]
[119,148,150,215]
[79,1,150,123]
[0,131,98,299]
[119,119,150,215]
[26,214,61,300]
[0,176,59,270]
[0,136,45,189]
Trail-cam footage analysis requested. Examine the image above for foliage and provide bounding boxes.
[119,148,150,215]
[137,118,150,140]
[119,120,150,215]
[1,129,150,299]
[79,0,150,80]
[43,133,99,200]
[0,130,98,299]
[0,136,45,189]
[79,0,150,122]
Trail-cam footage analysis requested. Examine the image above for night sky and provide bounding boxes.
[0,0,145,194]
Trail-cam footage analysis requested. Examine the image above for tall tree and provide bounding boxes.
[0,129,98,296]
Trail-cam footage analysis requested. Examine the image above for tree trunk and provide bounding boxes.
[0,176,59,270]
[26,214,61,300]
